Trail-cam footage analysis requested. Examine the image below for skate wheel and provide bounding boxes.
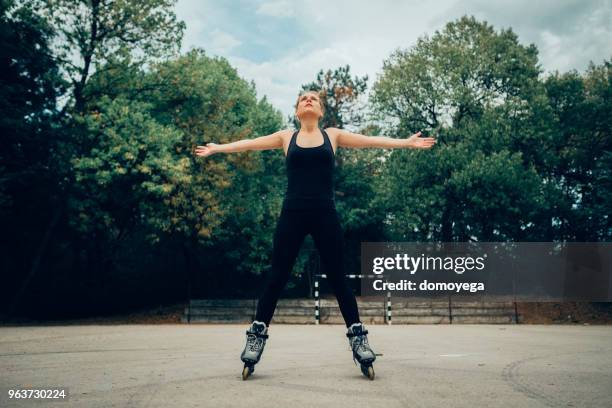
[242,364,254,380]
[361,364,375,380]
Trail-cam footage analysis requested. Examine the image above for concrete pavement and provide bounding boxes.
[1,324,611,407]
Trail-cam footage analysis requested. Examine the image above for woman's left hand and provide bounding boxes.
[407,131,437,149]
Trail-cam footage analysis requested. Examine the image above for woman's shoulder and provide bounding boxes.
[323,127,343,136]
[278,128,296,140]
[323,127,342,142]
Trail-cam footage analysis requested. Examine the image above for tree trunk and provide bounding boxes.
[441,206,453,242]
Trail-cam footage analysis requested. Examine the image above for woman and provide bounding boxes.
[195,90,436,380]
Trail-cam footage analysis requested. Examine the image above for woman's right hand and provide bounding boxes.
[194,143,218,158]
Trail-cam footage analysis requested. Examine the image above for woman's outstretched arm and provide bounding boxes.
[195,129,290,158]
[331,127,437,150]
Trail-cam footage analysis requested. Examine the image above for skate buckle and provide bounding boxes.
[246,330,269,339]
[346,329,368,338]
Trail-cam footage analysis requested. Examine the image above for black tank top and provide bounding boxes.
[282,128,336,210]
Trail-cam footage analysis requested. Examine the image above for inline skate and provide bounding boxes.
[346,322,376,380]
[240,320,269,380]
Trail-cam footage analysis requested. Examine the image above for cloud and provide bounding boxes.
[435,0,611,74]
[175,0,611,120]
[256,0,296,18]
[208,28,241,54]
[225,0,456,119]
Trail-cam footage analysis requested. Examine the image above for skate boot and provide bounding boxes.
[346,322,376,380]
[240,320,269,380]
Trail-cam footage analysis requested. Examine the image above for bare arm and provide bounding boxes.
[195,129,289,157]
[333,128,437,150]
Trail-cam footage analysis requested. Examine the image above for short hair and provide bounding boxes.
[294,89,326,119]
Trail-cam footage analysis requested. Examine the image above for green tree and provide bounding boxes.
[75,49,285,295]
[544,60,612,240]
[32,0,185,112]
[70,96,186,242]
[371,15,551,241]
[0,0,68,315]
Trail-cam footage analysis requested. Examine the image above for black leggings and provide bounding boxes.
[255,207,361,328]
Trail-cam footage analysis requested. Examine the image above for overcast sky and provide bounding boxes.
[175,0,611,119]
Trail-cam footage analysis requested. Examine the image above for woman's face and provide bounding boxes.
[296,92,323,121]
